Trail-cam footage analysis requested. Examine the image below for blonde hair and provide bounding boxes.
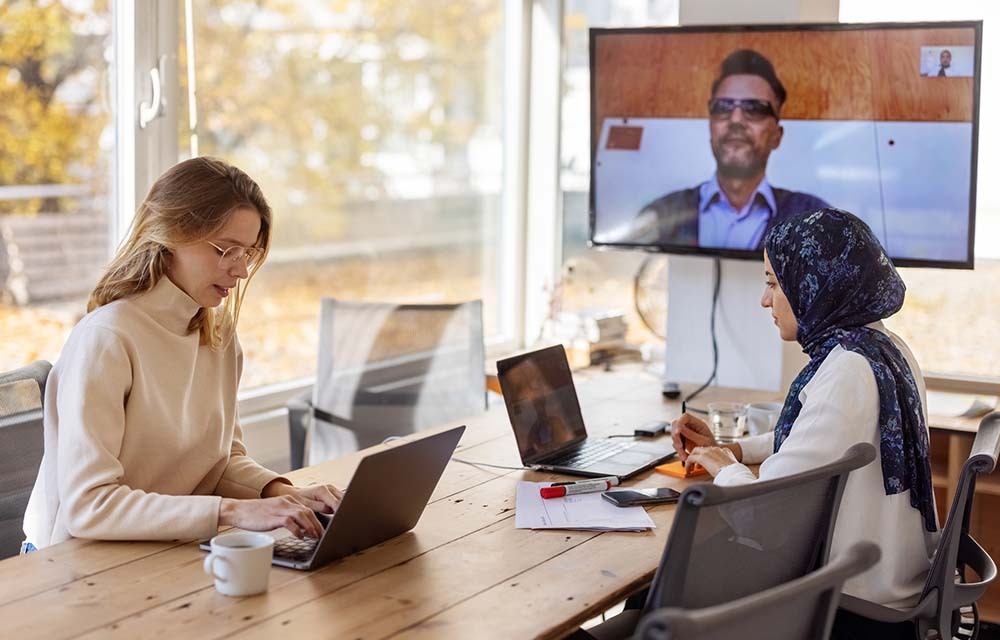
[88,157,272,349]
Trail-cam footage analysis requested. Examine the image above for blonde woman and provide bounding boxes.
[21,157,340,552]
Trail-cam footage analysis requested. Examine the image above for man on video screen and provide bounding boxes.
[628,49,828,250]
[937,49,952,76]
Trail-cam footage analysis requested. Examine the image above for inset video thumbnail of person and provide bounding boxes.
[590,23,981,267]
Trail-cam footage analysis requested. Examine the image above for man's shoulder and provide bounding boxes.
[771,188,830,216]
[631,186,701,246]
[641,186,700,214]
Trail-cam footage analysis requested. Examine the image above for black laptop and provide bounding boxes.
[201,425,464,571]
[496,345,674,479]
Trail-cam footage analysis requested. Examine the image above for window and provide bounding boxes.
[560,1,679,345]
[0,0,114,373]
[840,0,1000,379]
[179,1,508,389]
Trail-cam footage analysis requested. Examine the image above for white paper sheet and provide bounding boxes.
[514,481,655,531]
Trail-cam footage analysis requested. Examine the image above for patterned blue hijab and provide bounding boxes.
[765,208,936,532]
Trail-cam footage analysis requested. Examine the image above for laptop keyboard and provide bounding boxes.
[273,536,319,562]
[272,511,332,562]
[546,438,636,468]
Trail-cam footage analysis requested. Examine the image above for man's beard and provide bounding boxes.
[712,126,768,178]
[714,146,767,179]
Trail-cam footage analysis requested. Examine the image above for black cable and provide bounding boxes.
[682,257,722,408]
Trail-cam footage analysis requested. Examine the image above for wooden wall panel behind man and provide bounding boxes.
[592,27,975,143]
[869,28,976,123]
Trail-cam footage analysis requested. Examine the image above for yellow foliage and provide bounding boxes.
[180,0,502,241]
[0,0,111,213]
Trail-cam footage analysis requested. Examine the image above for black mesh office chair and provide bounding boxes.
[636,542,881,640]
[580,442,877,640]
[839,412,1000,640]
[288,299,485,469]
[0,360,51,559]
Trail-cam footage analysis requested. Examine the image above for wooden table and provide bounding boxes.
[0,365,781,640]
[12,362,991,638]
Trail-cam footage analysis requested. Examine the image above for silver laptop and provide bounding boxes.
[497,345,674,479]
[201,425,465,570]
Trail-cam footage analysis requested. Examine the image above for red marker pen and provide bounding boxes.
[539,477,620,499]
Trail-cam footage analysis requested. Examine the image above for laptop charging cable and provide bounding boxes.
[606,420,671,438]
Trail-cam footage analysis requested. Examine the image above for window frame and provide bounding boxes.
[115,0,179,246]
[924,373,1000,397]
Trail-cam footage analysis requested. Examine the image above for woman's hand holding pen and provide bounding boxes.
[671,412,744,477]
[685,446,739,476]
[671,413,718,462]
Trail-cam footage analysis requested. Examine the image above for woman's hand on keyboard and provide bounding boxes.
[262,481,344,515]
[218,496,324,539]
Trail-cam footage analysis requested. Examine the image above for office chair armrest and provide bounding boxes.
[838,592,936,623]
[950,535,999,609]
[843,536,998,626]
[958,535,998,587]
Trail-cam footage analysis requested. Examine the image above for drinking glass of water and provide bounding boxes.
[707,402,748,443]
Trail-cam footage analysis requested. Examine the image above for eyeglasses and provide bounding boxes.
[205,240,263,269]
[708,98,778,121]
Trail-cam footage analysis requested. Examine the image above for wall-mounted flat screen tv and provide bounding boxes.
[589,22,982,268]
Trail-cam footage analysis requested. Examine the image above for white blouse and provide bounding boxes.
[714,322,939,606]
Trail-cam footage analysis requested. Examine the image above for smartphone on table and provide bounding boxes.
[602,487,681,507]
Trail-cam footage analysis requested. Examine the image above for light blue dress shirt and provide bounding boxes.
[697,175,777,250]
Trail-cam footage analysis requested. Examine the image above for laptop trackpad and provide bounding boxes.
[582,449,663,477]
[609,450,658,465]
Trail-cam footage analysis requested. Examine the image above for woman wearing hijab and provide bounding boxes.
[673,208,938,639]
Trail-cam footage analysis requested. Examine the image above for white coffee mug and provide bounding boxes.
[203,532,274,597]
[747,402,783,436]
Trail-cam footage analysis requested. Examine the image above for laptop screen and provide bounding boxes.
[497,345,587,464]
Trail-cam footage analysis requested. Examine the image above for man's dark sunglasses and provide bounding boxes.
[708,98,778,121]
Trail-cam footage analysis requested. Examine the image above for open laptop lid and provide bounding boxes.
[312,424,466,566]
[200,425,466,570]
[496,345,588,466]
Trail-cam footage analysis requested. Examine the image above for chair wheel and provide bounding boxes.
[950,602,979,640]
[919,603,980,640]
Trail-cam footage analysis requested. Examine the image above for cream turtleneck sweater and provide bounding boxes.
[23,276,285,548]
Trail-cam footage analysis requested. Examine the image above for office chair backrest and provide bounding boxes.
[0,360,51,559]
[307,299,485,460]
[636,542,881,640]
[644,442,876,612]
[919,411,1000,634]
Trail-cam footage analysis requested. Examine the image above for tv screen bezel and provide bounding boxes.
[587,20,983,270]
